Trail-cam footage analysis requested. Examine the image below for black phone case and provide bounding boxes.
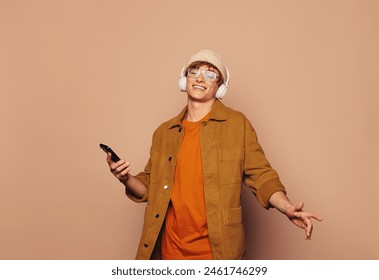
[99,143,121,162]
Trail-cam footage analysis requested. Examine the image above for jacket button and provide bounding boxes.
[168,156,172,161]
[144,243,149,248]
[163,185,168,190]
[155,214,160,218]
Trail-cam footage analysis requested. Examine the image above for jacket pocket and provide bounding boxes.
[223,207,243,225]
[219,148,244,184]
[222,207,246,259]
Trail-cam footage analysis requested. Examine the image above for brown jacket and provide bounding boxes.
[126,100,286,259]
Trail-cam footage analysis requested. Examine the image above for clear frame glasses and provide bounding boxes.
[187,68,219,83]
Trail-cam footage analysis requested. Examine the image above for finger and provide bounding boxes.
[110,160,125,173]
[120,165,131,176]
[303,212,323,222]
[314,214,323,221]
[305,219,313,240]
[309,214,323,222]
[292,208,304,219]
[115,162,130,174]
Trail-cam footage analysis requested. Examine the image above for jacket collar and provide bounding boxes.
[168,99,227,129]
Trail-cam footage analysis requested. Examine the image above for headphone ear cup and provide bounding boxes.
[216,84,227,99]
[179,76,187,92]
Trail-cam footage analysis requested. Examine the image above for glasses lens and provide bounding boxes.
[203,71,217,82]
[187,68,200,77]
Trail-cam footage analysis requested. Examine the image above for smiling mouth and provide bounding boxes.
[193,85,206,90]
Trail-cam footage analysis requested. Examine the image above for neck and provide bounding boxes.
[186,98,216,122]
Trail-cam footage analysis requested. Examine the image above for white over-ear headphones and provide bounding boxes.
[178,65,230,100]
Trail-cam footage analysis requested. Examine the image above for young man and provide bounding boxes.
[106,50,322,260]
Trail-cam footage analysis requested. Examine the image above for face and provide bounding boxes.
[185,64,221,103]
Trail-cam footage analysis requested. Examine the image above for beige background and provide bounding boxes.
[0,0,378,260]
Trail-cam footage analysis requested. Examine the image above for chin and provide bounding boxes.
[188,94,215,103]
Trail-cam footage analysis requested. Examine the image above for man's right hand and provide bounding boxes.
[106,153,131,183]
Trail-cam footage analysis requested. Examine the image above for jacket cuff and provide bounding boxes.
[125,187,148,203]
[124,172,148,203]
[257,178,286,209]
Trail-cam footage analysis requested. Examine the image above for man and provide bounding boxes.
[106,49,322,260]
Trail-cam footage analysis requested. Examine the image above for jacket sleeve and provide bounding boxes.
[243,117,286,209]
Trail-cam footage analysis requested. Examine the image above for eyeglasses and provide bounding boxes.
[187,68,219,83]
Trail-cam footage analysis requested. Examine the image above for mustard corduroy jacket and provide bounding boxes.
[126,100,286,260]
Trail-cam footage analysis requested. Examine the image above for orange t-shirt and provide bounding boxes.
[161,113,212,260]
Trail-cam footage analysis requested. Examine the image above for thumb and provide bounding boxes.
[106,152,112,164]
[294,201,304,212]
[291,202,304,218]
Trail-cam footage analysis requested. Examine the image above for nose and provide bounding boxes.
[196,71,205,83]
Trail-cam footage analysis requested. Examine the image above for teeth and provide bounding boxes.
[193,85,206,90]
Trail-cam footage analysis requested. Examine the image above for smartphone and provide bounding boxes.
[99,143,121,162]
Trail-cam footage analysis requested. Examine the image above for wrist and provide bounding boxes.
[119,174,130,185]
